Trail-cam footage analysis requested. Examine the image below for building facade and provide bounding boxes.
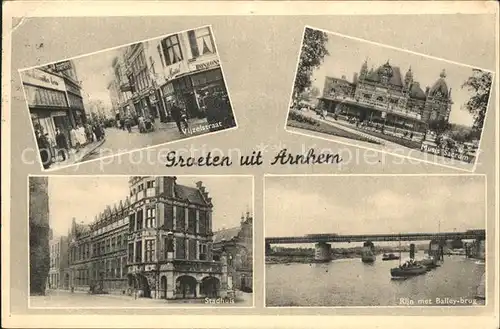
[108,26,230,124]
[29,177,51,295]
[21,60,87,150]
[68,176,229,299]
[213,212,253,292]
[318,60,453,133]
[48,235,70,289]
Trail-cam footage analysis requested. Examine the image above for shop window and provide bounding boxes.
[161,34,183,65]
[188,27,215,58]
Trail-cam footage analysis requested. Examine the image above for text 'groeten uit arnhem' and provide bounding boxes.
[164,148,342,167]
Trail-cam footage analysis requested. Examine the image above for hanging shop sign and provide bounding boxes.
[21,68,66,92]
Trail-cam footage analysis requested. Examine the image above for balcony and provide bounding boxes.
[172,259,223,273]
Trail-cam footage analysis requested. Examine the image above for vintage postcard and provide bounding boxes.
[286,27,495,172]
[29,175,254,308]
[265,174,486,307]
[19,25,237,172]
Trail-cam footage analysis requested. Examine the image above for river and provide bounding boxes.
[266,252,485,307]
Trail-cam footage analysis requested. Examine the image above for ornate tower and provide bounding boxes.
[404,67,413,90]
[359,59,368,79]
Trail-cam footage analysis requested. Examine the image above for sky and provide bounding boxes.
[72,48,122,111]
[265,175,485,238]
[309,32,493,127]
[48,176,253,236]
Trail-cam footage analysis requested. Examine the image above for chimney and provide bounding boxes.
[164,176,177,197]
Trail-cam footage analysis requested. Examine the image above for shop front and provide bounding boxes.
[21,69,74,153]
[160,76,200,120]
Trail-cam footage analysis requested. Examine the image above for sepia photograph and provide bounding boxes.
[286,27,495,171]
[265,175,486,307]
[29,175,253,308]
[20,25,237,171]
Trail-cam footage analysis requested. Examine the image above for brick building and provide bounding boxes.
[68,176,229,299]
[48,235,70,289]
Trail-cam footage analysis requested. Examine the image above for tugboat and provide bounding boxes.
[391,260,428,278]
[416,255,439,270]
[382,253,400,261]
[361,241,376,263]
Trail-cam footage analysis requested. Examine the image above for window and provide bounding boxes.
[175,237,186,259]
[117,235,122,249]
[135,241,142,263]
[145,240,155,262]
[161,34,183,65]
[128,243,134,263]
[165,205,174,230]
[189,239,197,260]
[129,213,136,232]
[146,208,156,228]
[111,237,116,251]
[176,206,185,231]
[199,243,207,260]
[188,27,215,58]
[198,210,207,235]
[188,208,196,234]
[137,209,144,230]
[146,180,155,188]
[122,256,127,277]
[157,45,165,68]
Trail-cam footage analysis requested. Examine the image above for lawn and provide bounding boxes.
[287,118,381,145]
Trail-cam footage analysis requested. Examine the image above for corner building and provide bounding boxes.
[127,176,227,299]
[68,176,228,300]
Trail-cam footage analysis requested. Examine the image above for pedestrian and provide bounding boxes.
[77,124,87,146]
[36,130,52,169]
[170,102,184,134]
[55,128,69,161]
[70,126,80,152]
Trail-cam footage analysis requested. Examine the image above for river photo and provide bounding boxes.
[264,175,487,307]
[266,252,485,307]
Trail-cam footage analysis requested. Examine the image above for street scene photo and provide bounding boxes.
[29,176,253,307]
[265,175,486,307]
[286,27,494,171]
[20,25,237,171]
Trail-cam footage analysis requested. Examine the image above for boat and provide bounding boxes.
[416,256,439,269]
[382,253,400,261]
[361,241,376,263]
[391,261,428,278]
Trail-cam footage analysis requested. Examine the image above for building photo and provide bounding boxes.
[286,27,495,171]
[28,175,253,308]
[20,25,237,172]
[265,175,486,307]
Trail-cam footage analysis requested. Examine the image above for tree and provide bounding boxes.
[461,69,493,131]
[428,118,450,135]
[293,28,329,98]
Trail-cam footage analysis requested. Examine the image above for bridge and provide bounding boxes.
[265,230,486,262]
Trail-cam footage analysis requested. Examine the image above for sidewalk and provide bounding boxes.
[46,139,106,171]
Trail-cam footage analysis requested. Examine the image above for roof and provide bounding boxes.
[174,185,208,205]
[213,227,241,244]
[364,63,403,87]
[409,82,426,100]
[429,78,449,98]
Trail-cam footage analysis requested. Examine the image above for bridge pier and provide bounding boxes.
[428,239,444,261]
[314,242,331,262]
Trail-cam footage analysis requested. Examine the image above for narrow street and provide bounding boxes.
[30,290,253,308]
[82,118,218,162]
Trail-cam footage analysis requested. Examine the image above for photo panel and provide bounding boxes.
[29,175,254,308]
[285,27,495,172]
[265,175,486,307]
[19,25,237,172]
